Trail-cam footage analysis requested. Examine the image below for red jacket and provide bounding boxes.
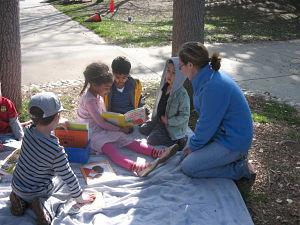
[0,97,18,134]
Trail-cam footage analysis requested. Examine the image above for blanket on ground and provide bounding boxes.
[0,129,254,225]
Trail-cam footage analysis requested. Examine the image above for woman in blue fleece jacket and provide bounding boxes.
[178,42,255,181]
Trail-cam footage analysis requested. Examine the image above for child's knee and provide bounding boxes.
[147,135,160,146]
[139,124,151,135]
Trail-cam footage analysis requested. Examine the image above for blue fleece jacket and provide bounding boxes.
[189,64,253,152]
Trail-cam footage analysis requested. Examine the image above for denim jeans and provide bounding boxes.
[0,133,16,143]
[181,141,251,180]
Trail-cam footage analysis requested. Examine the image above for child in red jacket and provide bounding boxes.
[0,96,24,149]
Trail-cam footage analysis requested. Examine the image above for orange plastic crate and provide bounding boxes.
[54,129,88,148]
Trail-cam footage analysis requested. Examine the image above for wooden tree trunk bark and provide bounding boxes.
[172,0,205,111]
[172,0,205,56]
[0,0,22,110]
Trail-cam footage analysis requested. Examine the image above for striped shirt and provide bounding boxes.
[12,126,82,198]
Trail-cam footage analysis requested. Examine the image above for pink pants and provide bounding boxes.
[102,141,154,170]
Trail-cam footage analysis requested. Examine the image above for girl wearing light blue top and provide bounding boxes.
[178,42,255,181]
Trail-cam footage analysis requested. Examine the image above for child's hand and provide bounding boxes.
[183,147,191,157]
[21,120,32,128]
[75,192,96,204]
[160,115,168,125]
[57,117,69,130]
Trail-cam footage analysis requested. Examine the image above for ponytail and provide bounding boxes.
[210,53,221,71]
[80,80,89,96]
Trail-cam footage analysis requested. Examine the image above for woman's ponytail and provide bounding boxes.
[210,53,221,71]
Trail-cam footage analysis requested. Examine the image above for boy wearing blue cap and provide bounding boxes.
[9,92,95,225]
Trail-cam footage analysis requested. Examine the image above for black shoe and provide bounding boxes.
[31,198,52,225]
[10,192,28,216]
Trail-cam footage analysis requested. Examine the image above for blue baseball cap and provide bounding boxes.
[29,92,64,118]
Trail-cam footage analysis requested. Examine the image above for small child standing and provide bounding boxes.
[139,57,190,150]
[10,92,95,225]
[77,62,178,177]
[104,56,145,114]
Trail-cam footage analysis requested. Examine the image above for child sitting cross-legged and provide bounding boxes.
[10,92,95,225]
[77,62,179,177]
[139,57,190,150]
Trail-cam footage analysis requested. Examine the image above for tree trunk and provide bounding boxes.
[172,0,205,56]
[0,0,22,111]
[172,0,205,111]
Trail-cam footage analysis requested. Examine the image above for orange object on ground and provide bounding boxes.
[109,0,114,13]
[54,129,88,148]
[85,12,101,22]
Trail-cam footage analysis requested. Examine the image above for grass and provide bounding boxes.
[252,100,300,125]
[50,0,300,47]
[288,130,300,141]
[245,191,268,204]
[190,98,300,129]
[19,99,30,122]
[86,20,172,47]
[205,5,300,43]
[19,88,76,123]
[59,95,76,111]
[252,112,269,124]
[53,1,172,47]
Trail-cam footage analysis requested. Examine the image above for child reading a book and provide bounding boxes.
[10,92,95,225]
[104,56,146,114]
[77,62,179,177]
[139,57,190,150]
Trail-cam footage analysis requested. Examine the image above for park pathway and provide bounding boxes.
[20,0,300,106]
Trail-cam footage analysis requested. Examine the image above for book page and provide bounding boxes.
[2,141,22,151]
[67,122,89,131]
[124,107,146,125]
[81,160,116,185]
[101,112,131,127]
[0,148,20,176]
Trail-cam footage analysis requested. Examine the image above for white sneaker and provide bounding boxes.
[137,158,160,177]
[158,144,179,164]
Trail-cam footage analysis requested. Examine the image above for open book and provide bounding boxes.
[0,148,20,176]
[80,160,116,185]
[101,107,146,127]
